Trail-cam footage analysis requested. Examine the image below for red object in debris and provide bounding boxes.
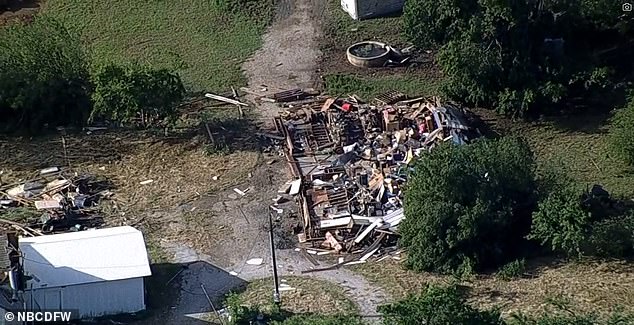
[341,103,352,112]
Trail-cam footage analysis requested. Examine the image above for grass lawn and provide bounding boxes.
[40,1,274,92]
[476,109,634,197]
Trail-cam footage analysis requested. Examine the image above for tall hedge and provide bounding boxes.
[401,137,536,273]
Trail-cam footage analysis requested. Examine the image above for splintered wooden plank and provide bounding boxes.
[35,200,61,210]
[204,93,249,106]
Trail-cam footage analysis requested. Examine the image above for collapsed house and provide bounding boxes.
[270,91,479,265]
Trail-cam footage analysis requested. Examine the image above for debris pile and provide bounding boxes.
[0,167,108,236]
[273,90,479,266]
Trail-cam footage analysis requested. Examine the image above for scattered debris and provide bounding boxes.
[289,179,302,196]
[265,89,479,267]
[246,258,264,266]
[0,167,108,235]
[233,188,247,196]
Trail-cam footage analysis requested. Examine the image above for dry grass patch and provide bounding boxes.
[351,257,634,318]
[237,277,358,316]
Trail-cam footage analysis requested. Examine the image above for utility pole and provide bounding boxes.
[268,207,281,305]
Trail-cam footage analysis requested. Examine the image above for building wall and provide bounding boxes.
[23,278,145,319]
[341,0,358,19]
[343,0,406,20]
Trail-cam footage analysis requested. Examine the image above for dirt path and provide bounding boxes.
[240,0,390,321]
[158,1,389,323]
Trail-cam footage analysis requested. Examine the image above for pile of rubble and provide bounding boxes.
[0,167,108,236]
[271,90,479,267]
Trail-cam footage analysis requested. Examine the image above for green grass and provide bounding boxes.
[323,0,405,49]
[41,1,274,92]
[324,74,440,100]
[513,121,634,198]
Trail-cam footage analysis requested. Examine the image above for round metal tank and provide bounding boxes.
[346,41,391,68]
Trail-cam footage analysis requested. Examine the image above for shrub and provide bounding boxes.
[609,97,634,165]
[530,177,634,259]
[496,259,527,281]
[582,212,634,258]
[379,284,502,325]
[528,184,590,257]
[401,137,536,273]
[0,17,91,133]
[90,64,185,127]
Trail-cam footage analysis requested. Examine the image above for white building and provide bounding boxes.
[341,0,406,20]
[18,226,152,319]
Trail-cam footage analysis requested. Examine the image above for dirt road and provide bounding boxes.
[157,0,389,324]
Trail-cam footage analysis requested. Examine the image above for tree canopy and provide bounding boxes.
[404,0,634,117]
[401,137,537,273]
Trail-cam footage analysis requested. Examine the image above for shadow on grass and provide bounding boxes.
[203,115,261,154]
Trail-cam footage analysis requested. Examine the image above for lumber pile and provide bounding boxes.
[271,89,480,266]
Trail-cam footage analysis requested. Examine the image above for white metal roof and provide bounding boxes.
[19,226,152,289]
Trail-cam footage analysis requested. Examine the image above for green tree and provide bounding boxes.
[403,0,633,117]
[90,64,185,127]
[0,17,91,132]
[401,137,536,273]
[379,285,502,325]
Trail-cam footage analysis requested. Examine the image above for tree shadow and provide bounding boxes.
[1,0,39,13]
[199,110,270,154]
[547,110,614,134]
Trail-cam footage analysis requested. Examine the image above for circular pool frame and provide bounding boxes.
[346,41,391,68]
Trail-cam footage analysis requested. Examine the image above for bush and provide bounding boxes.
[0,17,91,133]
[609,97,634,165]
[379,284,502,325]
[528,184,590,257]
[403,0,633,117]
[496,259,527,281]
[582,212,634,258]
[90,64,185,127]
[401,137,536,273]
[530,178,634,259]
